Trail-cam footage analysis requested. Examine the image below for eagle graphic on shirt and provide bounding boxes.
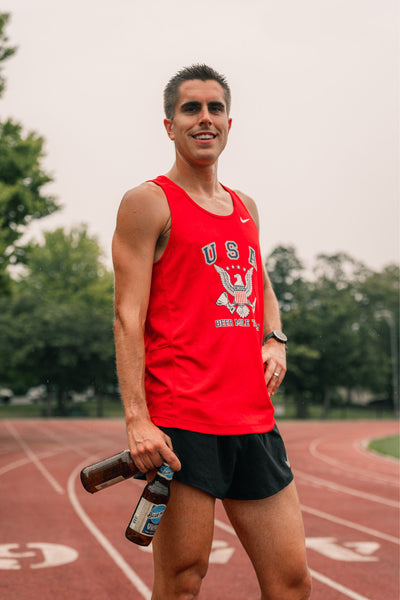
[214,264,256,318]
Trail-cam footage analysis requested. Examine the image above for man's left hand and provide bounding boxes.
[262,339,286,397]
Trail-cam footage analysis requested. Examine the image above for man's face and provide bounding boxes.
[164,79,232,167]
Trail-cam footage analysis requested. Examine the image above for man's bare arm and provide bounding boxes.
[112,182,181,473]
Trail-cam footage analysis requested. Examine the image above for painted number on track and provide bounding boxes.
[0,543,79,570]
[138,539,235,564]
[306,537,380,562]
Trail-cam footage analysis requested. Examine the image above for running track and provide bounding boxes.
[0,419,398,599]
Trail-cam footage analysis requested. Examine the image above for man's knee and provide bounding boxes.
[153,559,209,600]
[262,567,312,600]
[289,567,312,600]
[177,563,208,599]
[283,566,312,600]
[296,568,312,600]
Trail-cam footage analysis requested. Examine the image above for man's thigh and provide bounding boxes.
[152,480,216,594]
[223,481,309,593]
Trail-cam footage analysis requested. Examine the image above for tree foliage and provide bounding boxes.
[266,247,399,418]
[0,227,116,415]
[0,13,16,96]
[0,13,60,293]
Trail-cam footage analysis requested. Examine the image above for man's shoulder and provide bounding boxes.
[233,189,254,206]
[116,180,170,236]
[121,180,166,206]
[233,189,259,224]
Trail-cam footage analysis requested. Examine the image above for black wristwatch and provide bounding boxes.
[264,330,288,344]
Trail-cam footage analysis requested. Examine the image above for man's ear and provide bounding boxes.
[228,118,232,132]
[164,118,175,140]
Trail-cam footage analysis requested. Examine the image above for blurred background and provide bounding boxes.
[0,1,398,423]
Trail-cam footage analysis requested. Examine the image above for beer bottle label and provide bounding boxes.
[158,463,174,481]
[128,498,167,537]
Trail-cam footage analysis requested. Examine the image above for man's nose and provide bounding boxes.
[198,107,212,126]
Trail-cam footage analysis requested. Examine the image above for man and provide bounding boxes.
[112,64,311,600]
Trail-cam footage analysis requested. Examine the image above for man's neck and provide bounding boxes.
[165,160,221,199]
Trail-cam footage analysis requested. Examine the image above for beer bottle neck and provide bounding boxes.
[157,463,174,482]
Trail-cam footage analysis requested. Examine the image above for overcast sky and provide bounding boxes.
[1,0,398,273]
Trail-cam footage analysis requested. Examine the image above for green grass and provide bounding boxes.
[0,397,395,422]
[274,401,395,421]
[368,435,400,459]
[0,398,125,419]
[0,402,45,419]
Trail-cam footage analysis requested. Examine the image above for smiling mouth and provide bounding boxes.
[192,132,216,140]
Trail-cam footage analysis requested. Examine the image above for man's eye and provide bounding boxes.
[210,104,224,113]
[183,105,199,113]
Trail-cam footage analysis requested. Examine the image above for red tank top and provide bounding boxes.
[144,176,275,434]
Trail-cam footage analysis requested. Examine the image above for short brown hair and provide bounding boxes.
[163,64,231,119]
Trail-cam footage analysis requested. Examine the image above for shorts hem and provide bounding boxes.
[172,474,225,500]
[153,418,276,435]
[224,472,294,501]
[173,470,294,502]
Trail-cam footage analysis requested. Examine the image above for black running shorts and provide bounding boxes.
[159,424,293,501]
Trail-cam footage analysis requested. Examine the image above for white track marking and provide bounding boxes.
[0,457,36,476]
[215,515,377,599]
[357,437,400,465]
[309,438,399,486]
[309,568,374,600]
[214,519,235,535]
[301,504,400,545]
[0,450,64,477]
[34,424,91,458]
[306,537,379,562]
[4,421,64,495]
[67,460,151,600]
[295,470,398,508]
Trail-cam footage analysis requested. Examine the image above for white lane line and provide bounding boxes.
[309,438,399,486]
[67,460,151,600]
[357,437,400,465]
[34,424,91,458]
[295,470,398,508]
[0,449,66,477]
[214,518,375,600]
[4,421,64,495]
[300,504,400,545]
[309,568,373,600]
[0,456,35,475]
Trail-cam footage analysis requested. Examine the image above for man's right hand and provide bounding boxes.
[126,418,181,473]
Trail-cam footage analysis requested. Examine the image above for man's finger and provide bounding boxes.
[163,447,182,472]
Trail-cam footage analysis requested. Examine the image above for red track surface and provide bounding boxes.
[0,419,398,599]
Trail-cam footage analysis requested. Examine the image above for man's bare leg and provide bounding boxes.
[223,481,311,600]
[151,480,215,600]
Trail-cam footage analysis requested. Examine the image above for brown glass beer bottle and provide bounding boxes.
[80,449,139,493]
[125,462,174,546]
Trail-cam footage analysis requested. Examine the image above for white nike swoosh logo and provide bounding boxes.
[240,217,250,223]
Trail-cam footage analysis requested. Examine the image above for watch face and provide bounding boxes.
[273,330,287,343]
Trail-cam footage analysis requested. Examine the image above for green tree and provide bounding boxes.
[0,226,116,415]
[266,245,306,313]
[356,264,399,414]
[0,13,59,293]
[266,246,320,417]
[0,13,16,95]
[266,247,398,418]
